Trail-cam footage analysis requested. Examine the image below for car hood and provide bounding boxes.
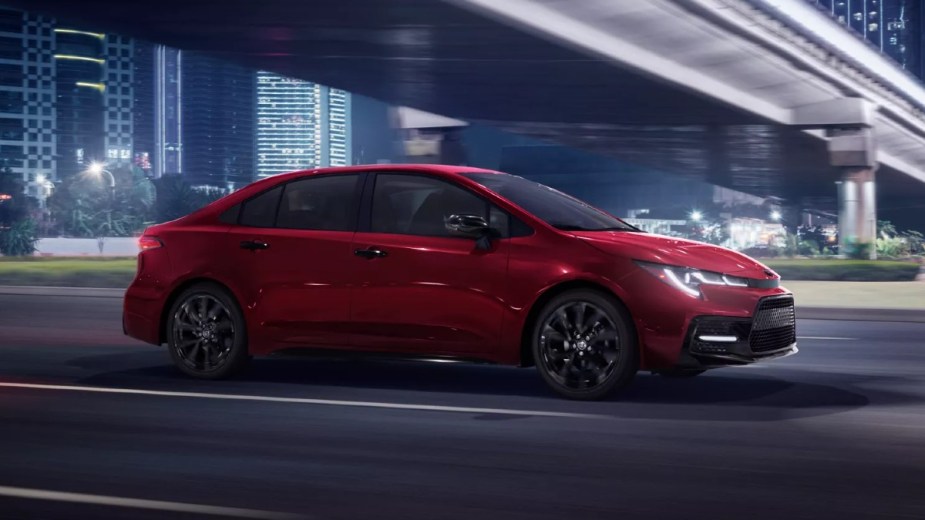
[574,231,777,279]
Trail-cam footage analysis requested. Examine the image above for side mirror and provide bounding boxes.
[445,214,489,237]
[446,214,496,250]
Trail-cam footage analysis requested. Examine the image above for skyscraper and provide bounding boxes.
[809,0,924,78]
[0,8,55,200]
[255,71,352,178]
[52,26,106,179]
[0,7,138,203]
[256,72,321,177]
[101,32,134,170]
[133,42,182,178]
[325,87,350,167]
[132,40,154,173]
[181,53,255,188]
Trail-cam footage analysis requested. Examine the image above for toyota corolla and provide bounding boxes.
[124,164,797,400]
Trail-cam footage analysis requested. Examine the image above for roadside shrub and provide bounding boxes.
[764,259,919,281]
[844,240,873,260]
[797,240,819,256]
[876,236,910,258]
[0,218,38,256]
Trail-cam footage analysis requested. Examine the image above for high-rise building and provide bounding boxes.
[256,71,352,178]
[809,0,924,78]
[181,53,255,188]
[132,40,154,173]
[133,42,182,178]
[256,72,321,177]
[0,8,56,201]
[102,33,134,170]
[154,45,182,177]
[326,87,351,167]
[52,27,106,179]
[0,7,138,202]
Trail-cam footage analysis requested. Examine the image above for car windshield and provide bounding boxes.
[463,173,638,232]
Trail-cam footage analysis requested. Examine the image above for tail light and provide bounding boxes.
[138,236,162,251]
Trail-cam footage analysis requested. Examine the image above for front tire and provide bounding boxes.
[166,282,249,379]
[532,289,638,400]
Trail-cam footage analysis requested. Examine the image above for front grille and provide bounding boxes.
[749,296,796,353]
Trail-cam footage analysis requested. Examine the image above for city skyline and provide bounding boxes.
[0,6,361,197]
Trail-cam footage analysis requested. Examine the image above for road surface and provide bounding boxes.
[0,293,923,519]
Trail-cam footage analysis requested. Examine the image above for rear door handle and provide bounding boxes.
[240,240,269,251]
[354,247,388,259]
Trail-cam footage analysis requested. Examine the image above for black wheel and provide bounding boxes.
[532,290,638,400]
[655,369,707,378]
[166,283,249,379]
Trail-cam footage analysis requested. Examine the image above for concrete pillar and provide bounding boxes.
[791,99,879,259]
[837,167,877,259]
[827,127,877,259]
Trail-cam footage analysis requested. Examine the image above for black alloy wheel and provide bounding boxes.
[167,283,249,379]
[533,289,637,400]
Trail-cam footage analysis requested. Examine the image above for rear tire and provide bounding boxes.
[531,289,638,400]
[166,282,250,379]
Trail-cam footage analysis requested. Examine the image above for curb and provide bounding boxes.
[0,286,125,298]
[797,307,925,323]
[1,286,923,323]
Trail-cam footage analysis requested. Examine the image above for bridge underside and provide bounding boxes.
[10,0,925,220]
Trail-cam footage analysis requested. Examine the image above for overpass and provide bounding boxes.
[10,0,925,255]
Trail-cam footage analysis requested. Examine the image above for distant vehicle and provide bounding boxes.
[123,165,796,400]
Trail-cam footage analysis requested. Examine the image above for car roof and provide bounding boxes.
[291,164,500,176]
[192,164,503,218]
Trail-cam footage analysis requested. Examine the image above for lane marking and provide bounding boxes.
[0,485,302,519]
[796,336,857,341]
[0,382,604,420]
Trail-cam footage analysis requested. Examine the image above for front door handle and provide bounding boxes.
[354,247,388,259]
[240,240,269,251]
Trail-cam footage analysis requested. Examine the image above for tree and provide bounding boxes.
[0,167,39,256]
[152,175,226,223]
[47,166,156,238]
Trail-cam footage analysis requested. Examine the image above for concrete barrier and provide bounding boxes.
[34,237,139,257]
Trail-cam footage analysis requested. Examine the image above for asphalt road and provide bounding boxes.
[0,293,924,520]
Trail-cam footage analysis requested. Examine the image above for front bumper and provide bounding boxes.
[675,294,798,368]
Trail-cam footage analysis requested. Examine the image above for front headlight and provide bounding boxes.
[635,260,749,298]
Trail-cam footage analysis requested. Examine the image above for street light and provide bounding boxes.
[770,210,782,222]
[86,161,115,198]
[690,210,703,222]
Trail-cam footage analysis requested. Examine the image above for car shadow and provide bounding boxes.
[66,352,905,422]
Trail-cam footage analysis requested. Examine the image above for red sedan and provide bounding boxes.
[124,164,796,400]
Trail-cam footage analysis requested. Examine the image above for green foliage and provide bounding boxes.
[0,218,38,256]
[799,226,833,255]
[0,167,40,256]
[47,166,156,238]
[876,236,909,258]
[0,167,37,225]
[764,259,919,281]
[844,239,873,260]
[904,230,924,255]
[153,175,226,223]
[781,235,799,257]
[878,220,898,239]
[798,240,819,256]
[876,220,924,258]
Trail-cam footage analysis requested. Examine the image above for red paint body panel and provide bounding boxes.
[123,164,792,370]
